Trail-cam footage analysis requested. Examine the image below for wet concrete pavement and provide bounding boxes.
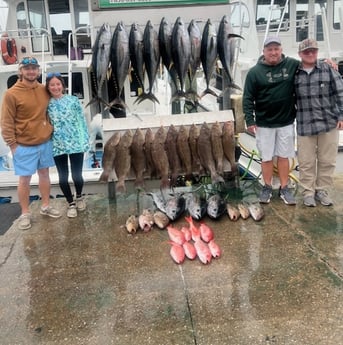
[1,176,343,345]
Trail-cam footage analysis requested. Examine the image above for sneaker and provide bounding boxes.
[18,213,31,230]
[76,197,86,211]
[303,195,316,207]
[279,186,296,205]
[315,190,333,206]
[259,184,273,204]
[40,206,61,218]
[67,204,77,218]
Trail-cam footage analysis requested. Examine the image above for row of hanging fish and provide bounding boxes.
[99,121,237,192]
[89,15,243,109]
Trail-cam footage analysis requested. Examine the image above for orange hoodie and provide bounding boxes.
[1,80,52,147]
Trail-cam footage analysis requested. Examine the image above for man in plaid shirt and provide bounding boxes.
[295,38,343,207]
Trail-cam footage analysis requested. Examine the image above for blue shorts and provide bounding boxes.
[256,124,295,161]
[13,141,55,176]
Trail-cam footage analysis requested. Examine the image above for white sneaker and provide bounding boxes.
[67,204,77,218]
[76,197,86,211]
[18,213,31,230]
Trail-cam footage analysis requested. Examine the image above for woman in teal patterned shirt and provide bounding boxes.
[46,73,90,218]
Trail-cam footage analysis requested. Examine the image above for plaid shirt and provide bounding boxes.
[295,60,343,136]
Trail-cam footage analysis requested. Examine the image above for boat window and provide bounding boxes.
[16,2,28,37]
[27,0,49,52]
[230,2,250,28]
[314,0,327,41]
[333,0,342,30]
[296,1,309,42]
[256,0,290,33]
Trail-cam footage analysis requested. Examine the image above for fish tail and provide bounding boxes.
[135,92,160,104]
[107,97,128,111]
[134,177,145,190]
[200,88,218,98]
[211,173,224,184]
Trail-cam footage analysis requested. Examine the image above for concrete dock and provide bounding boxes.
[0,176,343,345]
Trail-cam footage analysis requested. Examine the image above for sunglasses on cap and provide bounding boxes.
[47,72,62,78]
[20,57,39,65]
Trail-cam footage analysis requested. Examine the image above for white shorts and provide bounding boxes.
[256,124,295,162]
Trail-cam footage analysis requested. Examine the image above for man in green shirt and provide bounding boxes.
[243,36,298,205]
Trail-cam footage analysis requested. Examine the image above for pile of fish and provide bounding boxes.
[100,121,237,192]
[125,208,170,233]
[90,15,243,108]
[148,190,264,222]
[124,191,264,235]
[167,217,221,264]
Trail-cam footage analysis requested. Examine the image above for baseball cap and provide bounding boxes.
[298,38,318,52]
[19,57,40,68]
[263,36,281,47]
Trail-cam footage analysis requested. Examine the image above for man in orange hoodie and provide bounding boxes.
[1,57,61,230]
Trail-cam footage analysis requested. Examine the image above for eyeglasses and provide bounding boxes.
[47,72,61,78]
[301,49,318,55]
[20,57,39,65]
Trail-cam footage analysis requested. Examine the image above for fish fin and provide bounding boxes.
[135,92,160,104]
[200,88,218,98]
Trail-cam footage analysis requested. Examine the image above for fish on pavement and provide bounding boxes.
[237,202,250,219]
[153,210,170,229]
[151,126,170,189]
[183,241,197,260]
[114,129,133,193]
[99,131,121,182]
[180,226,192,241]
[125,214,139,233]
[165,194,186,221]
[208,239,221,258]
[211,121,224,176]
[199,222,214,243]
[248,203,264,221]
[136,20,160,104]
[217,15,243,90]
[186,193,207,220]
[108,22,130,110]
[138,208,154,232]
[130,128,146,189]
[184,215,201,241]
[200,19,218,98]
[207,194,226,220]
[146,191,167,213]
[169,242,185,264]
[222,121,237,175]
[167,225,186,245]
[226,203,240,221]
[194,238,212,264]
[197,122,224,184]
[171,17,191,98]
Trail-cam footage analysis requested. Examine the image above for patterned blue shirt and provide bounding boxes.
[48,94,90,157]
[295,61,343,136]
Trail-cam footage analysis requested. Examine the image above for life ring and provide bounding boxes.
[1,34,18,65]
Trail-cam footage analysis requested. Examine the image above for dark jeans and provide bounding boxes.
[54,153,84,203]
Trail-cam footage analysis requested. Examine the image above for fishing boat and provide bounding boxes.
[0,0,342,202]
